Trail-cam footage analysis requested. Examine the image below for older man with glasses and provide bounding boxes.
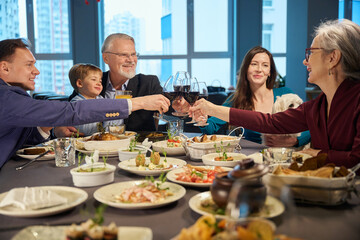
[69,33,163,132]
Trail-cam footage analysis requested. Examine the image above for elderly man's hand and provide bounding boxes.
[54,126,84,138]
[131,94,170,113]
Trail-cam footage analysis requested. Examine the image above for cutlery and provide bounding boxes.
[15,150,51,170]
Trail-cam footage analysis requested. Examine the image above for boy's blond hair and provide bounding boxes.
[69,63,102,93]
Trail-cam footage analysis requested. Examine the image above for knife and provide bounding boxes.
[15,150,51,170]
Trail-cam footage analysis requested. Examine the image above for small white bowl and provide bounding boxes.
[118,149,146,162]
[70,163,116,187]
[202,152,248,167]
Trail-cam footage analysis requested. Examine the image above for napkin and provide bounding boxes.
[0,187,68,210]
[141,138,153,149]
[85,150,99,164]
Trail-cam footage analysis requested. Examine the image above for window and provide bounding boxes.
[339,0,360,25]
[263,0,273,8]
[352,0,360,25]
[102,0,234,88]
[0,0,27,39]
[262,0,287,78]
[0,0,72,95]
[262,24,273,50]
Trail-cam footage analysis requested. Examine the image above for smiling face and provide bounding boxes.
[1,48,40,90]
[303,36,328,85]
[246,53,271,88]
[102,38,137,82]
[76,70,103,99]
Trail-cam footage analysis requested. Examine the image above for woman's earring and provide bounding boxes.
[328,69,332,76]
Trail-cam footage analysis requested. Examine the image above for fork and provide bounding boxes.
[15,150,51,170]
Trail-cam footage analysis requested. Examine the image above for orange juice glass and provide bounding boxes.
[115,90,132,99]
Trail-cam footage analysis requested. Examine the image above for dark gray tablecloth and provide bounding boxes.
[0,139,359,240]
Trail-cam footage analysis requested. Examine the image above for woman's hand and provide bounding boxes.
[189,98,230,122]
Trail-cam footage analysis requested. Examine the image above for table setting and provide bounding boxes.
[1,128,360,240]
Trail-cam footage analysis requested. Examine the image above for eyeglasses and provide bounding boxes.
[104,52,140,59]
[305,48,323,62]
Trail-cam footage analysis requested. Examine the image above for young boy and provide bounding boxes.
[69,63,106,136]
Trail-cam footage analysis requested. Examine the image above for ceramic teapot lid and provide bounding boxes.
[227,158,268,180]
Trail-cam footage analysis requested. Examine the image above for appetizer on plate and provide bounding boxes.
[175,215,279,240]
[135,152,172,170]
[167,136,182,148]
[114,180,173,204]
[65,219,118,240]
[16,146,55,160]
[174,164,227,184]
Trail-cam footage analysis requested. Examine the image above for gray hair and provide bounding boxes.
[315,19,360,80]
[101,33,135,53]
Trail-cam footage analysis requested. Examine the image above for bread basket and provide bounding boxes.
[263,163,358,205]
[180,127,244,161]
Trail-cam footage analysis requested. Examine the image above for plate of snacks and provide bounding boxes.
[94,179,186,209]
[16,146,55,161]
[263,153,357,205]
[172,215,278,240]
[188,191,284,220]
[12,219,153,240]
[118,152,186,176]
[166,165,232,187]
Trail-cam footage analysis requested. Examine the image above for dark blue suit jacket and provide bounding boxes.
[0,79,130,168]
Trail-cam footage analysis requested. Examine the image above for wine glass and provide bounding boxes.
[172,71,190,117]
[185,77,200,124]
[153,75,176,122]
[194,82,209,126]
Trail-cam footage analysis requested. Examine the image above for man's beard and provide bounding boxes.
[119,64,136,79]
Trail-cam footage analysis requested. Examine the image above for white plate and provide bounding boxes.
[166,166,233,187]
[202,152,248,167]
[189,191,284,219]
[77,149,119,157]
[118,157,187,176]
[94,181,186,209]
[12,225,152,240]
[16,147,55,161]
[0,186,88,218]
[151,140,185,156]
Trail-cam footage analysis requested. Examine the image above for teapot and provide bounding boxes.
[210,158,268,213]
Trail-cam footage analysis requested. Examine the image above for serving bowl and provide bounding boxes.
[118,148,147,162]
[70,163,116,187]
[263,163,357,205]
[181,134,241,161]
[76,133,132,151]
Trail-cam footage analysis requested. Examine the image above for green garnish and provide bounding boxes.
[92,203,107,226]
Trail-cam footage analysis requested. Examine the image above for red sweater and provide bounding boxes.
[229,78,360,168]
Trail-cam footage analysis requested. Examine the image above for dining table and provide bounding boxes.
[0,136,359,240]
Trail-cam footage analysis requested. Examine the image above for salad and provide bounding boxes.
[175,164,225,184]
[114,175,173,203]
